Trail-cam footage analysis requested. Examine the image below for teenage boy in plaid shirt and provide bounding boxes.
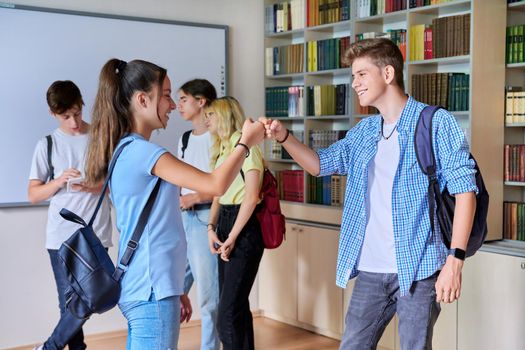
[260,38,477,349]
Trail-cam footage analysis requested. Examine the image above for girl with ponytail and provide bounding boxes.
[84,58,264,349]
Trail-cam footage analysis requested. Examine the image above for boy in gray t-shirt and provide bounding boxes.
[28,80,112,350]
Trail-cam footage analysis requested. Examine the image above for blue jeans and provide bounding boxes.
[43,249,86,350]
[119,292,181,350]
[181,208,220,350]
[340,271,441,350]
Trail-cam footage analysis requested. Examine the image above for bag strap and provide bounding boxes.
[87,139,133,226]
[46,135,54,181]
[414,105,449,246]
[180,130,192,159]
[113,179,161,281]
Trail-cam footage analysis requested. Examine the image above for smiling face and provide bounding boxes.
[53,105,84,135]
[351,56,389,109]
[155,76,177,128]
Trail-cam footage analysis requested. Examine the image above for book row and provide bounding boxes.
[411,73,470,112]
[274,169,347,206]
[504,144,525,183]
[307,174,347,206]
[503,202,525,241]
[356,0,456,19]
[505,86,525,125]
[409,13,470,61]
[307,36,351,72]
[265,0,305,33]
[265,44,305,76]
[506,25,525,64]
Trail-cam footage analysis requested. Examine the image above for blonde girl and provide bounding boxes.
[205,96,265,350]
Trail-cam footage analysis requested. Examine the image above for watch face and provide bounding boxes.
[450,248,466,260]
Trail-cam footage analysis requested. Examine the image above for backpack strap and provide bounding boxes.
[46,135,54,181]
[113,179,161,281]
[180,130,192,159]
[414,105,450,247]
[87,139,133,227]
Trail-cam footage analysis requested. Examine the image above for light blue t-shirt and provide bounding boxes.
[110,133,186,302]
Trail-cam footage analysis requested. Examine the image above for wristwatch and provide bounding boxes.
[448,248,466,261]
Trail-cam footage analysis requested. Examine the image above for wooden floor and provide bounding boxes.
[20,317,341,350]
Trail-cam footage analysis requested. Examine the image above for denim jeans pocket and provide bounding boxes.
[195,208,210,225]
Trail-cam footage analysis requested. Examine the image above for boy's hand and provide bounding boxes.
[435,255,464,303]
[55,168,81,187]
[258,117,287,141]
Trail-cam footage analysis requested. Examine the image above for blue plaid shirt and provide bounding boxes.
[318,96,477,296]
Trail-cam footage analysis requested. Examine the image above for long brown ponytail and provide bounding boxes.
[85,58,166,184]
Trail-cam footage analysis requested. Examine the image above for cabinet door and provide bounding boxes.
[458,251,525,350]
[258,222,298,321]
[432,302,457,350]
[297,223,343,338]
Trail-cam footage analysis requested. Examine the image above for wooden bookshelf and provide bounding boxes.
[264,0,505,239]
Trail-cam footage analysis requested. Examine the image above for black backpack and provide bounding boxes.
[415,105,489,258]
[180,130,192,159]
[46,134,54,181]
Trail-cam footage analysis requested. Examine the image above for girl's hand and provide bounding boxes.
[239,119,265,148]
[208,229,222,255]
[218,236,236,262]
[180,294,192,323]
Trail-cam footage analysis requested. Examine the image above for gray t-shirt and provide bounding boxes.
[29,128,112,249]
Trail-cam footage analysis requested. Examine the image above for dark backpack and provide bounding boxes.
[241,168,286,249]
[180,130,192,159]
[58,140,160,319]
[46,134,54,181]
[415,105,489,258]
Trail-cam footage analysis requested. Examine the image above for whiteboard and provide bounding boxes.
[0,4,228,207]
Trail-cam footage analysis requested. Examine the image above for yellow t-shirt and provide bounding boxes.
[215,131,264,205]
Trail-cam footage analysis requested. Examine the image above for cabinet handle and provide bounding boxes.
[521,262,525,270]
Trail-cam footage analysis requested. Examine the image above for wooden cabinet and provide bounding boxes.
[258,221,298,323]
[458,251,525,350]
[297,223,343,338]
[259,220,343,339]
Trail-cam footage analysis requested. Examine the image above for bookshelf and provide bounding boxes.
[504,0,525,243]
[263,0,505,243]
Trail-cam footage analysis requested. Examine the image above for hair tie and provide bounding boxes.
[116,60,127,75]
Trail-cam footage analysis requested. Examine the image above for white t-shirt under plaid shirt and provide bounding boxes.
[317,96,477,296]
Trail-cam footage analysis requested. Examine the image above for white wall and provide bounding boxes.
[0,0,264,348]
